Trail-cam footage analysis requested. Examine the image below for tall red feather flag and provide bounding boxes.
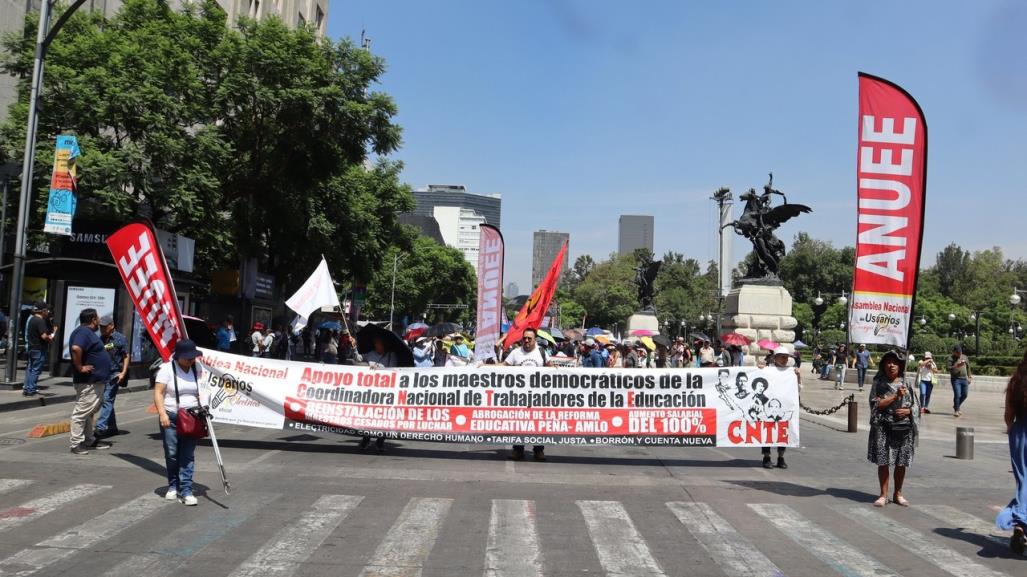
[504,241,567,349]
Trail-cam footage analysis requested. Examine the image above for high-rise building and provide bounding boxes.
[410,185,501,228]
[0,0,329,122]
[401,184,502,272]
[504,282,519,298]
[532,230,569,288]
[618,215,654,255]
[433,206,487,274]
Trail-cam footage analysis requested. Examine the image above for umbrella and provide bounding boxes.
[427,322,462,338]
[630,329,656,337]
[317,320,343,331]
[652,334,672,348]
[535,329,557,345]
[690,332,712,342]
[585,327,606,336]
[792,340,808,349]
[356,324,414,367]
[407,322,429,331]
[563,328,584,340]
[720,332,752,346]
[403,327,427,341]
[757,338,780,351]
[594,335,611,345]
[639,336,656,351]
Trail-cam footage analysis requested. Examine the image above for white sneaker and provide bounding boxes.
[181,495,198,506]
[164,488,178,501]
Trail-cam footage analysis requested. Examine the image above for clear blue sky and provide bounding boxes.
[327,1,1027,293]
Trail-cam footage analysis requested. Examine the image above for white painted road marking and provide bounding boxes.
[667,501,782,577]
[837,505,1007,577]
[0,480,31,496]
[918,505,1008,548]
[229,494,363,577]
[749,503,901,577]
[0,484,109,533]
[103,492,277,577]
[578,500,666,577]
[485,499,543,577]
[0,492,167,576]
[359,497,453,577]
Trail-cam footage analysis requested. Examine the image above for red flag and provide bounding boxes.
[474,224,504,362]
[107,221,186,361]
[849,73,928,347]
[505,241,566,349]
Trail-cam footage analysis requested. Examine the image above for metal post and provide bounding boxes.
[0,173,11,277]
[974,313,980,355]
[388,254,401,330]
[955,426,974,460]
[847,397,858,433]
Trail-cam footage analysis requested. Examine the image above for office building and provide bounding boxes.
[504,282,519,298]
[618,214,654,255]
[433,206,487,274]
[410,184,501,228]
[532,230,569,288]
[0,0,329,122]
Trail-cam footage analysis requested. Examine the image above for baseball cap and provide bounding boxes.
[99,314,114,326]
[584,338,596,347]
[32,300,48,312]
[173,339,201,360]
[772,346,790,357]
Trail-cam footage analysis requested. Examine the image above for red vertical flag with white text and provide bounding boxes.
[474,224,504,362]
[849,73,928,348]
[504,241,567,349]
[107,221,186,361]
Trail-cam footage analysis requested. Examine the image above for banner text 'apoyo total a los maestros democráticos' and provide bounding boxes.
[198,350,799,448]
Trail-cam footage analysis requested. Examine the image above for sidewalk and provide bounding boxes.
[0,371,152,412]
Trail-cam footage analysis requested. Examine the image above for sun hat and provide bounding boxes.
[173,339,201,360]
[923,351,933,359]
[772,346,790,357]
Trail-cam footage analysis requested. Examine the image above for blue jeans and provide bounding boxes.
[952,378,969,412]
[820,363,831,379]
[161,410,197,497]
[919,380,933,409]
[857,367,868,389]
[94,377,120,434]
[23,349,46,395]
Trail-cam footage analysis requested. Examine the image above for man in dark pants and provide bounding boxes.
[23,301,57,397]
[502,328,553,461]
[94,315,129,438]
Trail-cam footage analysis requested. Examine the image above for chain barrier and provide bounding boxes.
[801,394,855,416]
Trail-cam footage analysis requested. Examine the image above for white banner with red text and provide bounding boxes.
[197,349,799,447]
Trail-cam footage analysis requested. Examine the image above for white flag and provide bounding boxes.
[285,257,341,322]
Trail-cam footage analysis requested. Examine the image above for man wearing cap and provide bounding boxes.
[761,346,800,469]
[502,328,553,461]
[412,336,433,368]
[68,308,113,455]
[580,339,604,368]
[251,324,265,357]
[22,301,57,397]
[94,315,129,438]
[449,334,470,360]
[948,345,972,417]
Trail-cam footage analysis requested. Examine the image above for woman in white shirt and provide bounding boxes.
[917,352,938,415]
[153,339,207,506]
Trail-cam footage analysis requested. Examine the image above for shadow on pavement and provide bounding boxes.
[933,527,1015,559]
[722,480,878,503]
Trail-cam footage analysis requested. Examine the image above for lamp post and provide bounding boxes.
[4,0,88,385]
[388,253,405,330]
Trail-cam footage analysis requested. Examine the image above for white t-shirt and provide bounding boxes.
[251,332,263,353]
[505,346,545,367]
[918,360,936,382]
[156,361,206,413]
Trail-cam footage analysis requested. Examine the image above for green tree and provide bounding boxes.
[777,232,853,304]
[573,253,637,328]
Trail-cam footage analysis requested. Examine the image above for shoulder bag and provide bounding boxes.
[173,365,208,439]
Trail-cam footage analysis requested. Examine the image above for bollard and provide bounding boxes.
[847,398,858,433]
[956,427,974,460]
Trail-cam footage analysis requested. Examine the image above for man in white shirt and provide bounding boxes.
[699,340,716,367]
[502,328,552,460]
[251,324,265,357]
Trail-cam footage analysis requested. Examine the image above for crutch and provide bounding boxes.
[204,409,231,495]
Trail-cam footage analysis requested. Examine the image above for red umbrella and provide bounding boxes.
[403,327,427,341]
[720,332,752,346]
[757,338,779,350]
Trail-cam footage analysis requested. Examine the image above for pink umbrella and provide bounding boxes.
[629,329,657,337]
[757,338,780,350]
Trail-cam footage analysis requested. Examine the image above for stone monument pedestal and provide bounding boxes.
[626,311,660,336]
[720,284,797,365]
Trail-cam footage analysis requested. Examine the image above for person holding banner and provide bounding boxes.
[502,328,553,461]
[153,340,207,506]
[868,351,918,507]
[762,347,799,469]
[998,348,1027,555]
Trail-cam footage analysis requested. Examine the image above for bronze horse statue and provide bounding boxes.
[723,174,811,278]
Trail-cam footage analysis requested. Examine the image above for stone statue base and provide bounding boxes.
[720,284,797,366]
[626,311,660,337]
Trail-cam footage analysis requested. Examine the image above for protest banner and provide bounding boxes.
[849,73,928,348]
[198,350,799,447]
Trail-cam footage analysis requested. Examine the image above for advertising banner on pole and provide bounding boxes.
[474,224,504,362]
[106,221,186,361]
[849,73,928,348]
[43,135,80,235]
[197,350,799,447]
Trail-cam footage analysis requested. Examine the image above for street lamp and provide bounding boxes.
[388,253,405,330]
[1011,287,1027,306]
[950,311,982,354]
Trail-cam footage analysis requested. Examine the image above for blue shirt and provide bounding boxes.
[450,343,470,358]
[856,350,871,368]
[582,349,605,368]
[102,331,128,376]
[412,346,434,368]
[216,326,233,350]
[69,325,112,383]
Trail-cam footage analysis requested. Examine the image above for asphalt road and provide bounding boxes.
[0,388,1023,577]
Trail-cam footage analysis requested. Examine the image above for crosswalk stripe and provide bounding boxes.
[0,480,31,496]
[749,503,901,577]
[666,502,781,577]
[0,492,168,576]
[0,484,109,533]
[578,500,666,577]
[228,494,363,577]
[917,505,1008,548]
[836,506,1007,577]
[103,493,277,577]
[485,499,543,577]
[359,497,453,577]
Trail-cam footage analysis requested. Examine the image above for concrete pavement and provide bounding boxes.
[0,384,1024,576]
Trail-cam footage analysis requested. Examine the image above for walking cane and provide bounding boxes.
[204,409,231,495]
